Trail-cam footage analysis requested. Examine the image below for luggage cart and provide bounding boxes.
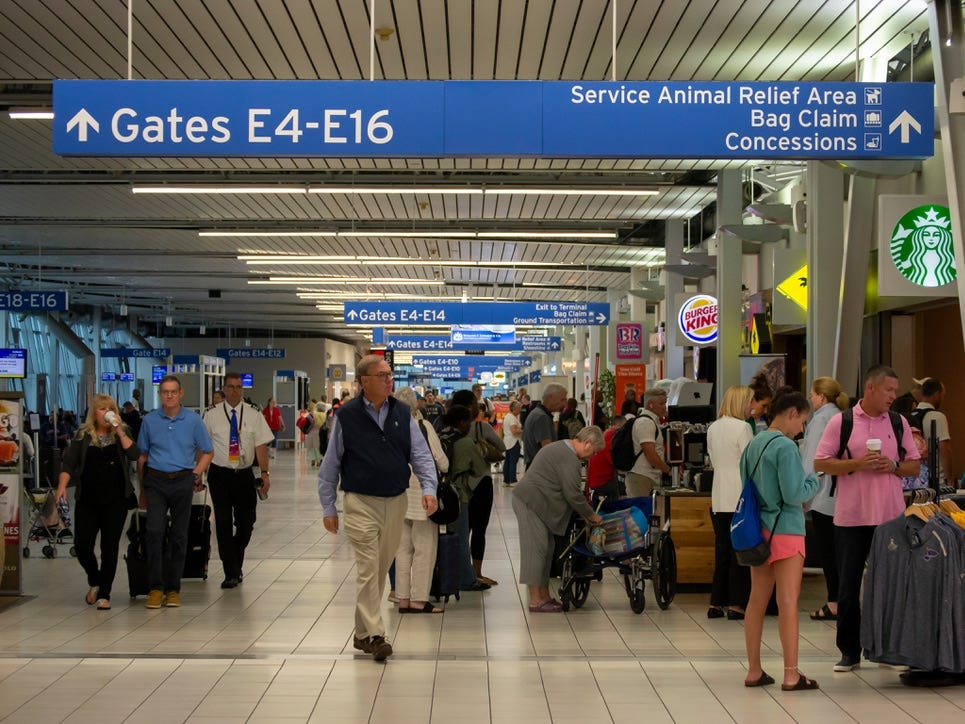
[557,495,676,614]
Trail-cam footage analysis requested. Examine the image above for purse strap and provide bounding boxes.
[751,433,783,539]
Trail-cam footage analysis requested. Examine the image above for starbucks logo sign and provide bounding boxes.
[889,205,957,287]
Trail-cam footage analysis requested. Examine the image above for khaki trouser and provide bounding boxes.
[395,517,439,602]
[625,472,660,498]
[342,491,407,640]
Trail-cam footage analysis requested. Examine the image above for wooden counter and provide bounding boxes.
[654,489,714,585]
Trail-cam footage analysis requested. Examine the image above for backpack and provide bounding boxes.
[564,415,584,439]
[296,413,314,434]
[610,413,649,471]
[730,435,781,566]
[829,408,905,496]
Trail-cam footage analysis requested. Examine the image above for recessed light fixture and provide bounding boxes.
[133,186,307,194]
[8,108,54,120]
[138,185,660,197]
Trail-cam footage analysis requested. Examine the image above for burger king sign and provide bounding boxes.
[678,294,719,345]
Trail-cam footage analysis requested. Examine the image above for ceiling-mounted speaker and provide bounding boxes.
[793,199,807,234]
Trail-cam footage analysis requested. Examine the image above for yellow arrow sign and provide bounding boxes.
[776,264,808,311]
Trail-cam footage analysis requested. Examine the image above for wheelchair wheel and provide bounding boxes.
[42,545,55,558]
[652,533,677,610]
[625,558,646,614]
[23,546,30,558]
[572,578,591,608]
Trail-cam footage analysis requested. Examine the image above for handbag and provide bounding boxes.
[587,506,649,555]
[731,435,781,567]
[474,424,504,463]
[428,482,460,525]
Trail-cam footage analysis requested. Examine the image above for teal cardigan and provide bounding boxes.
[739,431,818,535]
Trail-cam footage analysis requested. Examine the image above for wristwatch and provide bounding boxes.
[261,470,270,476]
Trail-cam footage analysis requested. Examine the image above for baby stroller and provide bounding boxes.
[22,486,75,559]
[557,495,676,614]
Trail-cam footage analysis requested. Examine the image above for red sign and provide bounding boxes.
[616,323,644,360]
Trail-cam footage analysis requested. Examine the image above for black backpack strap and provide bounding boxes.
[829,408,853,497]
[888,411,906,461]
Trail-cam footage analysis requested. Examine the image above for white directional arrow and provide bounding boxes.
[66,109,99,141]
[346,309,358,320]
[595,312,608,324]
[551,341,560,350]
[888,110,922,143]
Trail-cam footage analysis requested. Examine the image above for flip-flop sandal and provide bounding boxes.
[810,604,837,621]
[782,674,820,691]
[478,576,498,586]
[744,672,775,687]
[406,602,443,614]
[528,600,563,613]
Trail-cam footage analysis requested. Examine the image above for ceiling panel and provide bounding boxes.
[0,0,936,339]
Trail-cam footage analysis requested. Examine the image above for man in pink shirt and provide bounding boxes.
[814,365,920,673]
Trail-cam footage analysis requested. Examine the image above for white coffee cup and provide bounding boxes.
[104,410,120,428]
[866,438,882,453]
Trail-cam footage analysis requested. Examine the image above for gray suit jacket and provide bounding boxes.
[513,440,595,534]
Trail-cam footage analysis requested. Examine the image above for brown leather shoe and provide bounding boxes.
[369,636,393,661]
[353,635,373,653]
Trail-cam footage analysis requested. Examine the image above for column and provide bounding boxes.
[715,169,743,400]
[927,0,965,349]
[663,220,685,379]
[806,161,845,389]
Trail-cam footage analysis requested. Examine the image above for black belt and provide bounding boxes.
[210,464,253,475]
[146,467,194,480]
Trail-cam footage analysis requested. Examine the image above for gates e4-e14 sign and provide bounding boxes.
[678,295,719,345]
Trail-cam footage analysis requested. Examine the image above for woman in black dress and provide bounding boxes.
[56,394,140,610]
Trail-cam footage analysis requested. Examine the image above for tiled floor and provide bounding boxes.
[3,449,964,723]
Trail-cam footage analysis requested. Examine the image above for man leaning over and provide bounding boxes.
[137,374,213,609]
[318,355,438,662]
[813,365,919,673]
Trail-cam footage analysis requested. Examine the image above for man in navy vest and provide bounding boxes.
[318,355,438,661]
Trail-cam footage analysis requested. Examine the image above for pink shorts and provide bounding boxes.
[761,529,805,565]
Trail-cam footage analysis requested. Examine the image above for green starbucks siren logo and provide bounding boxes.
[890,205,956,287]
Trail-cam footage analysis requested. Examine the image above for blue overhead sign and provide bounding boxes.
[383,334,562,352]
[344,301,608,326]
[451,325,516,345]
[101,347,170,358]
[0,290,68,311]
[53,80,933,159]
[411,355,532,376]
[216,348,285,359]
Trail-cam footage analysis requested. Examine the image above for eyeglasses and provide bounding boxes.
[159,390,180,396]
[365,372,393,380]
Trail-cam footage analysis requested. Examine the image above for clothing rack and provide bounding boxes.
[905,419,964,687]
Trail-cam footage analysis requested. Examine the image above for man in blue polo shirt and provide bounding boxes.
[137,374,213,609]
[318,354,438,662]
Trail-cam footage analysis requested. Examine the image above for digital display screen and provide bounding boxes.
[119,372,135,382]
[0,348,26,379]
[101,372,117,382]
[241,373,253,389]
[152,365,167,384]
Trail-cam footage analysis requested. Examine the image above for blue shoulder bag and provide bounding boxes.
[730,435,781,567]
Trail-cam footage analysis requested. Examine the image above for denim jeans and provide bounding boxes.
[144,472,194,592]
[502,442,521,483]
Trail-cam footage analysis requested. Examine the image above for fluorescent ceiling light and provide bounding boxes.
[212,229,616,240]
[250,277,443,285]
[133,186,307,194]
[203,231,337,238]
[486,188,659,196]
[479,231,614,239]
[238,255,565,268]
[141,185,659,197]
[310,186,482,195]
[8,108,54,120]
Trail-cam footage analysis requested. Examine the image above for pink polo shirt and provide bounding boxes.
[814,402,919,527]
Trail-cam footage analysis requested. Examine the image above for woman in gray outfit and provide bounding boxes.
[512,427,604,612]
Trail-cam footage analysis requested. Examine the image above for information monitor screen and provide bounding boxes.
[0,348,27,378]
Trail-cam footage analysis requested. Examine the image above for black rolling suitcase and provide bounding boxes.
[430,530,462,602]
[125,510,150,598]
[182,490,212,580]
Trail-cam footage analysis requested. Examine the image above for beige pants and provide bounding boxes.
[625,472,659,498]
[342,491,407,640]
[395,517,438,602]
